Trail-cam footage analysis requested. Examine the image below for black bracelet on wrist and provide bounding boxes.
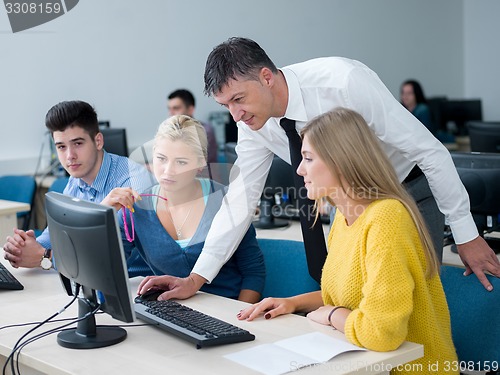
[327,306,346,329]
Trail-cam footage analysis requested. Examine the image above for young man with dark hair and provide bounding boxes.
[145,37,499,300]
[167,89,218,164]
[3,100,154,276]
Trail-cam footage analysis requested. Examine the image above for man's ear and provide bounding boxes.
[186,105,195,117]
[260,67,274,87]
[95,132,104,150]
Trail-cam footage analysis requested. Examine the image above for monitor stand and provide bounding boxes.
[253,197,289,229]
[57,289,127,349]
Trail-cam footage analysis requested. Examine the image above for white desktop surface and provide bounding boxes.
[0,199,30,241]
[0,257,423,375]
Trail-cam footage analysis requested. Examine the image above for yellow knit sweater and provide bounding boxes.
[321,199,458,374]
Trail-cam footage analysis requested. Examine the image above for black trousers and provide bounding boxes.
[402,170,445,262]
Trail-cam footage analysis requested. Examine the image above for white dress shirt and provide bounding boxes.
[193,57,476,282]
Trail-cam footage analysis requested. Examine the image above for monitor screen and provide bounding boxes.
[442,99,482,135]
[466,121,500,153]
[45,192,135,349]
[451,152,500,251]
[100,128,129,157]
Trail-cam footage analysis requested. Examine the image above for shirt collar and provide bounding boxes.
[280,68,308,123]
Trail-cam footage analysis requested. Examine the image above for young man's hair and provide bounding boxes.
[204,37,278,96]
[45,100,99,139]
[301,107,439,278]
[168,89,196,108]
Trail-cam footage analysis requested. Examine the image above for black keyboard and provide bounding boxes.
[0,262,24,290]
[134,300,254,349]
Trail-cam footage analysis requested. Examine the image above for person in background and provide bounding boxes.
[239,108,458,375]
[3,100,154,276]
[400,79,435,134]
[167,89,218,164]
[132,115,265,303]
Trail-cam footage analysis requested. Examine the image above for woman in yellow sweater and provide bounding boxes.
[238,107,458,374]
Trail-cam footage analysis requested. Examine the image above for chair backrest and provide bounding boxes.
[0,175,37,230]
[440,265,500,371]
[258,238,320,298]
[467,121,500,153]
[49,177,69,193]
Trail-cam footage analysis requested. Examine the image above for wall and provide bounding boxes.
[464,0,500,121]
[0,0,469,175]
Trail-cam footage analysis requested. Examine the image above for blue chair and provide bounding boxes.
[48,177,69,194]
[257,238,320,298]
[440,265,500,374]
[0,175,37,231]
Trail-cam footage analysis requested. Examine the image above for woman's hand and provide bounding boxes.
[101,187,141,211]
[237,297,295,321]
[306,305,334,325]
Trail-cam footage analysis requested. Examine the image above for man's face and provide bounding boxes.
[52,126,103,185]
[168,98,194,117]
[213,73,275,131]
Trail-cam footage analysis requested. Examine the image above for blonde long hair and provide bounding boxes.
[154,115,208,164]
[301,107,439,277]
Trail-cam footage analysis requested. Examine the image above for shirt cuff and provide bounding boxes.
[191,251,226,284]
[449,213,479,244]
[36,237,50,251]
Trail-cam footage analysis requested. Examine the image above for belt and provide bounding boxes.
[403,164,424,183]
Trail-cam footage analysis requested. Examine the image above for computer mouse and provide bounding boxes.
[134,288,167,303]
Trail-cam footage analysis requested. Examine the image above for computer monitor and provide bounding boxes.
[426,96,447,132]
[100,128,129,157]
[466,121,500,153]
[451,152,500,253]
[98,120,110,128]
[224,143,292,229]
[442,99,482,135]
[45,192,135,349]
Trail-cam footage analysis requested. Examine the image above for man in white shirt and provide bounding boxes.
[139,37,499,299]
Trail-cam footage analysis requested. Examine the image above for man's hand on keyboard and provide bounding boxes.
[137,273,207,301]
[3,229,45,269]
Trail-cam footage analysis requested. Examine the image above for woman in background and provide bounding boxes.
[400,79,435,134]
[238,108,457,374]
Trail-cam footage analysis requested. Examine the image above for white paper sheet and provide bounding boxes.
[224,332,366,375]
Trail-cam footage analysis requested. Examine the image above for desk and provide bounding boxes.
[0,258,423,375]
[0,200,30,242]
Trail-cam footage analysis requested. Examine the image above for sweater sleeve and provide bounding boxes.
[343,205,417,351]
[232,224,266,294]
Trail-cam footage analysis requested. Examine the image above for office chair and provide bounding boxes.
[440,265,500,374]
[467,121,500,153]
[0,175,37,231]
[258,238,320,298]
[48,176,69,194]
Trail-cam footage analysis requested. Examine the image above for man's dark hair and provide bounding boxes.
[168,89,196,107]
[204,37,278,96]
[45,100,99,138]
